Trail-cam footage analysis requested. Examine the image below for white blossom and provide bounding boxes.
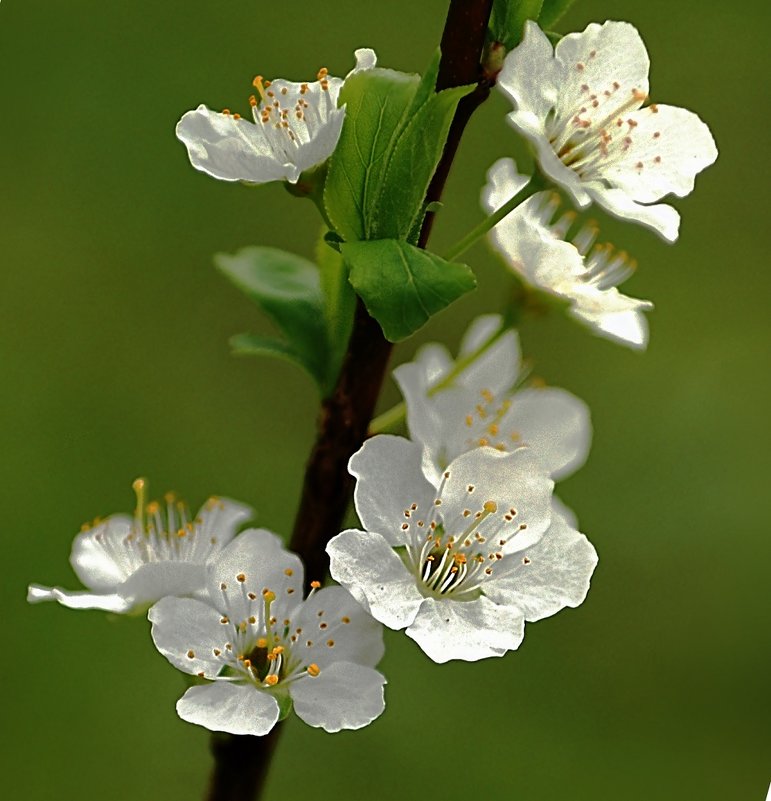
[327,435,597,663]
[27,480,252,614]
[150,529,385,735]
[176,48,376,185]
[393,314,591,483]
[497,20,717,242]
[484,158,653,349]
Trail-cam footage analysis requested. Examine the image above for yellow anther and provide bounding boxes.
[256,638,267,649]
[341,616,351,624]
[316,67,329,80]
[264,674,279,686]
[465,415,473,427]
[481,389,494,403]
[307,663,320,677]
[236,573,246,583]
[310,580,321,589]
[483,500,498,514]
[284,568,294,577]
[478,438,489,447]
[146,501,160,515]
[252,76,267,102]
[488,424,499,436]
[262,590,276,602]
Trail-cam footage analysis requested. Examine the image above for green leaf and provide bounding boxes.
[342,239,476,342]
[323,68,420,241]
[490,0,543,49]
[539,0,577,29]
[316,235,355,385]
[229,332,321,378]
[215,246,328,387]
[372,83,473,241]
[405,49,441,118]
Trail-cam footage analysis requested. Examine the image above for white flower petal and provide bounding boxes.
[393,361,446,473]
[327,529,424,630]
[196,498,254,555]
[349,435,437,545]
[26,584,131,613]
[439,447,554,553]
[588,185,681,243]
[484,509,598,621]
[350,48,378,74]
[292,586,384,668]
[119,562,207,607]
[503,387,591,479]
[569,291,651,349]
[406,595,524,663]
[176,682,280,736]
[207,528,304,620]
[600,104,717,204]
[552,21,650,122]
[497,21,560,123]
[291,662,386,732]
[480,158,532,221]
[455,315,521,397]
[176,106,298,184]
[149,596,228,678]
[70,515,133,591]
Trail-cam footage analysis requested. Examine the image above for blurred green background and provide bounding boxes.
[2,1,768,799]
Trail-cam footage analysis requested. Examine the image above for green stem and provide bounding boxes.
[369,320,508,434]
[442,172,546,262]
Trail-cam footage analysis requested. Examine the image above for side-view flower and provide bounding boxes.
[483,159,653,349]
[497,20,717,241]
[27,480,253,614]
[393,314,592,481]
[150,528,386,735]
[176,48,376,185]
[327,435,597,663]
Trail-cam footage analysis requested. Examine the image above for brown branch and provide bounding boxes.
[206,2,494,799]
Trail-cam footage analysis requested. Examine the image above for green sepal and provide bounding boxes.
[323,68,421,241]
[215,247,329,389]
[539,0,577,29]
[490,0,543,49]
[371,83,473,242]
[274,689,294,721]
[341,239,476,342]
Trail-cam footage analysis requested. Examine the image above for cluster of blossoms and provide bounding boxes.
[30,17,715,743]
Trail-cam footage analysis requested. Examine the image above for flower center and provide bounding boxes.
[236,67,336,159]
[542,52,660,181]
[529,194,637,292]
[462,388,521,453]
[83,479,225,573]
[198,576,335,688]
[402,476,528,597]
